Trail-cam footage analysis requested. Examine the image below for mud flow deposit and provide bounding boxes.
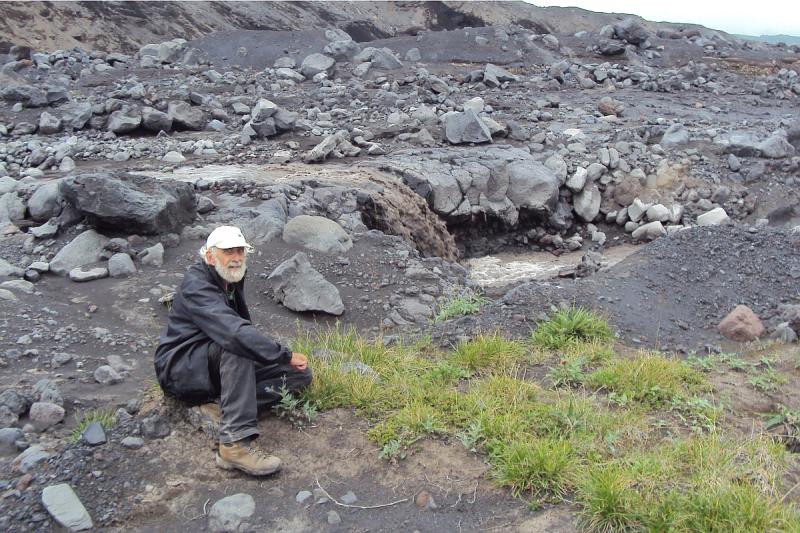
[1,2,800,531]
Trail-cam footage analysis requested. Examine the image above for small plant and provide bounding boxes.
[490,437,576,498]
[379,439,404,460]
[747,369,788,392]
[433,288,489,322]
[577,464,634,532]
[765,404,800,446]
[670,395,722,433]
[458,422,484,453]
[450,332,527,372]
[547,357,587,388]
[273,385,318,426]
[71,408,117,443]
[686,353,719,372]
[532,308,613,350]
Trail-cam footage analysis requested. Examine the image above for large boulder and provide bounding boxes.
[718,305,764,342]
[50,230,109,276]
[573,184,602,222]
[613,18,649,45]
[168,101,205,131]
[660,123,690,148]
[141,107,172,132]
[60,172,196,235]
[61,102,93,130]
[505,161,560,212]
[139,39,188,64]
[353,47,402,69]
[0,192,25,223]
[108,107,142,133]
[445,110,492,145]
[236,198,287,245]
[282,215,352,254]
[27,180,63,222]
[300,53,335,78]
[267,252,344,315]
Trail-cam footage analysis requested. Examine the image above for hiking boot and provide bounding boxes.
[216,439,282,476]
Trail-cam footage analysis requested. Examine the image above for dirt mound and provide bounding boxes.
[451,225,800,351]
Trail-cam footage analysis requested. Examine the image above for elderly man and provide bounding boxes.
[155,225,311,476]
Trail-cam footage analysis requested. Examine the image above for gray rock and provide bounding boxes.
[614,18,649,45]
[31,221,59,239]
[405,48,421,62]
[108,253,136,278]
[632,221,666,240]
[340,491,357,504]
[0,288,17,301]
[645,204,670,222]
[302,132,347,163]
[14,445,51,473]
[275,67,305,82]
[268,252,344,315]
[41,484,93,531]
[29,402,65,431]
[28,181,63,222]
[141,106,172,132]
[0,427,24,454]
[506,161,559,212]
[0,176,18,195]
[69,266,109,282]
[296,490,312,503]
[727,154,741,171]
[168,101,205,131]
[251,99,278,122]
[107,107,141,133]
[140,242,165,267]
[237,198,287,244]
[327,510,341,525]
[34,378,63,406]
[50,230,109,276]
[38,111,62,134]
[574,184,601,222]
[354,47,402,69]
[162,151,185,164]
[445,110,492,144]
[273,108,298,131]
[94,365,123,385]
[62,102,93,130]
[209,493,255,532]
[283,215,352,254]
[0,257,24,278]
[771,323,797,344]
[1,279,34,293]
[758,135,795,159]
[273,57,296,68]
[140,414,170,439]
[121,436,144,449]
[60,172,196,235]
[565,167,587,192]
[0,405,17,427]
[483,63,519,86]
[300,53,335,78]
[81,422,107,446]
[0,192,25,222]
[0,389,29,416]
[661,123,690,148]
[51,352,74,367]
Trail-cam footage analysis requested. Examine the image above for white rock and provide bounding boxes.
[209,493,255,532]
[697,207,730,226]
[162,151,185,163]
[645,204,670,222]
[632,221,666,241]
[42,484,93,531]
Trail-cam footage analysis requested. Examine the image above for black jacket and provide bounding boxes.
[154,261,292,400]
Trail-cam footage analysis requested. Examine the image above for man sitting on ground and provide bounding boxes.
[154,225,312,476]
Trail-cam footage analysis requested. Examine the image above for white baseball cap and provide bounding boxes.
[205,226,253,251]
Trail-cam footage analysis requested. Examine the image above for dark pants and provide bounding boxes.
[208,345,313,443]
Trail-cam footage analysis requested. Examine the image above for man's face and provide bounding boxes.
[206,246,247,284]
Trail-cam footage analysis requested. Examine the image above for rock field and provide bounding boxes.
[0,1,799,531]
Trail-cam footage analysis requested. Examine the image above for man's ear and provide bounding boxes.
[205,248,216,265]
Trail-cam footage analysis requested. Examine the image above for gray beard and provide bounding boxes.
[215,261,246,284]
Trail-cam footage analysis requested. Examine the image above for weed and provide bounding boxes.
[670,395,722,433]
[379,439,404,460]
[547,357,587,388]
[531,307,613,350]
[433,287,489,322]
[273,385,318,426]
[70,408,117,443]
[457,422,484,453]
[747,369,788,392]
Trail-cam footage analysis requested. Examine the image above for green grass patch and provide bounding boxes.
[432,287,489,322]
[70,408,117,443]
[588,352,706,407]
[532,307,614,350]
[294,327,800,529]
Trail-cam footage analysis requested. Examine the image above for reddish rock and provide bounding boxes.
[718,305,764,342]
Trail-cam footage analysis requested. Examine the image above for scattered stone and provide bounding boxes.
[697,207,730,226]
[718,305,764,342]
[632,221,667,241]
[81,422,107,446]
[209,493,255,532]
[283,215,352,254]
[300,53,335,78]
[140,413,170,439]
[268,252,344,315]
[69,266,109,282]
[340,491,357,504]
[28,402,65,431]
[0,427,24,454]
[326,510,341,525]
[444,109,492,144]
[140,242,165,267]
[162,151,185,164]
[41,484,93,531]
[121,436,144,449]
[296,490,312,504]
[108,253,137,278]
[94,365,123,385]
[13,445,51,473]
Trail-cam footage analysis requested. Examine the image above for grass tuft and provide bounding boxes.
[433,287,489,322]
[490,437,576,498]
[450,332,527,372]
[532,307,614,350]
[70,408,117,443]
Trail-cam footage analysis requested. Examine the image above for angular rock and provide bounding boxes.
[28,181,62,222]
[121,436,144,449]
[34,378,63,406]
[268,252,344,315]
[168,101,205,131]
[758,135,795,159]
[354,47,402,69]
[108,253,136,278]
[60,173,196,235]
[42,484,93,531]
[697,207,730,226]
[162,151,185,164]
[140,413,170,439]
[0,427,24,455]
[0,192,25,222]
[81,422,107,446]
[445,110,492,144]
[251,99,278,122]
[645,204,670,222]
[631,221,666,241]
[50,230,109,276]
[0,257,25,278]
[0,389,29,416]
[94,365,123,385]
[62,102,93,130]
[38,111,62,135]
[13,445,51,473]
[107,108,141,133]
[574,184,601,222]
[141,106,172,132]
[282,215,352,254]
[506,161,559,212]
[661,123,689,148]
[614,18,649,45]
[209,493,255,533]
[300,53,335,78]
[140,242,165,267]
[718,305,764,342]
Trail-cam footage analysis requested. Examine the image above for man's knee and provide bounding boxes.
[292,366,313,390]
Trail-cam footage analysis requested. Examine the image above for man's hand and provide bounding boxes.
[290,352,308,371]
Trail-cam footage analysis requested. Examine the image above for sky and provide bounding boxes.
[528,1,800,36]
